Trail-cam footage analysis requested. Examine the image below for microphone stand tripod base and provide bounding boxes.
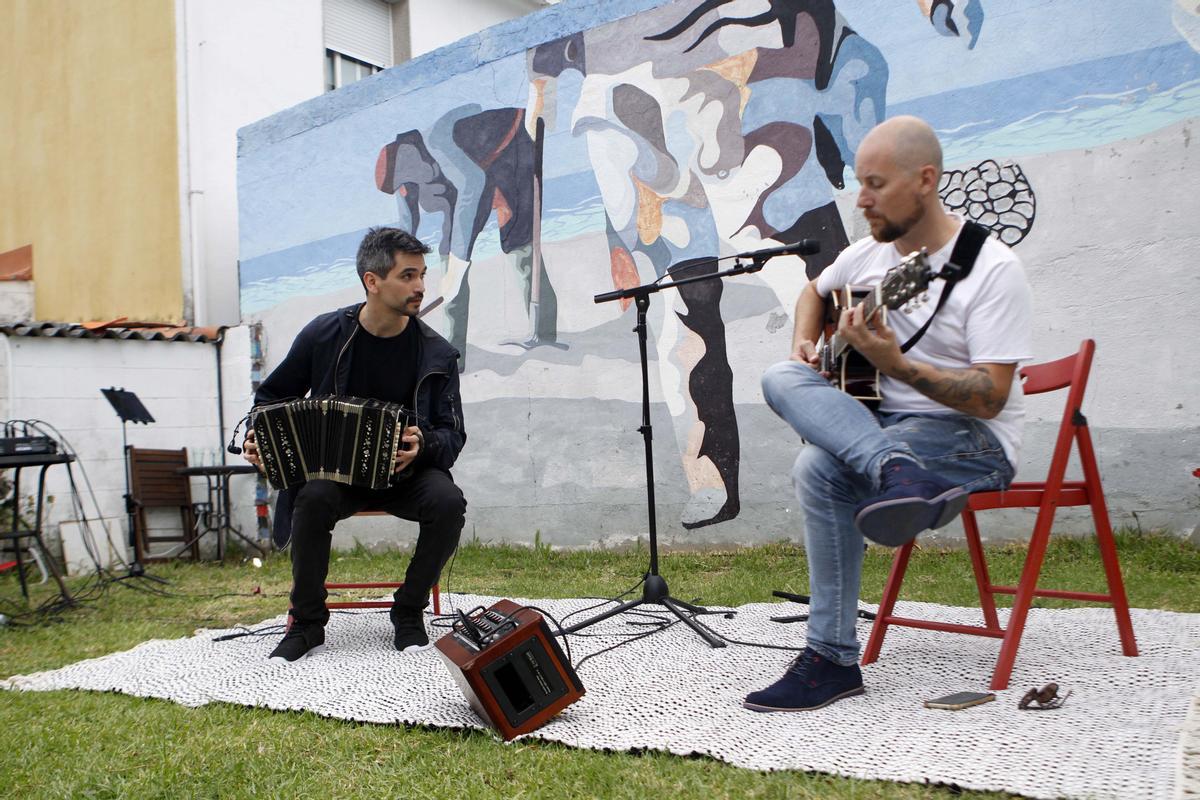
[111,560,170,585]
[560,572,732,648]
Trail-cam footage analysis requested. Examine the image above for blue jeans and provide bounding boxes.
[761,360,1015,666]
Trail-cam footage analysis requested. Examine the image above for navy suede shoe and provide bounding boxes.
[854,459,969,547]
[743,648,865,712]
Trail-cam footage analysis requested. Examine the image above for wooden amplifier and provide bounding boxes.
[434,599,585,740]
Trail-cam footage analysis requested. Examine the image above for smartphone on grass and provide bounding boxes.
[924,691,996,710]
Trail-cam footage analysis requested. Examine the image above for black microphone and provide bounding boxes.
[736,239,821,259]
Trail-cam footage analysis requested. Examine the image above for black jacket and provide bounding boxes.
[254,303,466,543]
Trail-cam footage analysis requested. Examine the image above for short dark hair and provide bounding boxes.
[356,227,431,290]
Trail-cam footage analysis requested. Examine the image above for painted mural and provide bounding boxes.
[239,0,1200,542]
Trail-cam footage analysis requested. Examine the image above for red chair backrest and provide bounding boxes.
[1018,338,1093,397]
[1017,339,1096,495]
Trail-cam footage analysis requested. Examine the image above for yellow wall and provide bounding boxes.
[0,0,183,323]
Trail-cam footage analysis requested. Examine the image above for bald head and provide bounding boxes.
[860,115,943,176]
[854,116,955,245]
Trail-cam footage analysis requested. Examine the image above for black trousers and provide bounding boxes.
[288,468,466,626]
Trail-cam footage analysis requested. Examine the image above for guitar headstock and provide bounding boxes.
[879,249,934,310]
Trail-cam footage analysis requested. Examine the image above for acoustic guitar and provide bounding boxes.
[817,249,938,403]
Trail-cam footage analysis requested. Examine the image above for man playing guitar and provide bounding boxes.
[744,116,1033,712]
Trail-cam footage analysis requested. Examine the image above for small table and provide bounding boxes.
[176,464,266,559]
[0,452,76,602]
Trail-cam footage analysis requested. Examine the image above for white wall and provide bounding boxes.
[0,283,34,325]
[182,0,325,327]
[0,329,259,570]
[407,0,541,58]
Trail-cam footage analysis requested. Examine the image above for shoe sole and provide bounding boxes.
[396,642,432,653]
[268,643,326,663]
[742,685,865,713]
[854,487,969,547]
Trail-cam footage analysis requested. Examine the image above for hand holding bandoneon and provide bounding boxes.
[242,429,263,472]
[394,425,423,473]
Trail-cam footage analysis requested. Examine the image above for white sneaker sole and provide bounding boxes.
[268,643,327,663]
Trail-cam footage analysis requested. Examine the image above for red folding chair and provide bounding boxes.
[861,339,1138,690]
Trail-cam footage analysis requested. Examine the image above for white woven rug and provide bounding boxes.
[5,594,1199,800]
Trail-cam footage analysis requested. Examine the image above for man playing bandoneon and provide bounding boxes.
[243,227,466,663]
[745,116,1033,711]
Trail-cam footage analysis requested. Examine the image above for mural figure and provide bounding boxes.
[1174,0,1200,52]
[552,0,888,528]
[917,0,985,48]
[376,104,564,369]
[372,0,1010,531]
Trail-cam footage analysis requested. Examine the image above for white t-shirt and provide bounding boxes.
[814,222,1034,468]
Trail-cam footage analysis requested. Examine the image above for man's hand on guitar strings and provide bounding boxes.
[837,304,906,377]
[838,304,1015,419]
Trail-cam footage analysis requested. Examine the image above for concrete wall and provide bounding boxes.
[0,329,260,571]
[237,0,1200,548]
[0,0,184,323]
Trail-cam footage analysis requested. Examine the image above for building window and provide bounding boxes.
[325,49,382,92]
[323,0,393,92]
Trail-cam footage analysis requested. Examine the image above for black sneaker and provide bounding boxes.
[268,624,326,663]
[853,459,969,546]
[743,647,864,712]
[391,606,430,652]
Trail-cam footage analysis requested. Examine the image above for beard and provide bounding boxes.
[870,202,925,243]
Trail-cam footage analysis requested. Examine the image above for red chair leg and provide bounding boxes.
[862,540,916,665]
[962,508,1001,632]
[1077,428,1138,656]
[989,504,1056,690]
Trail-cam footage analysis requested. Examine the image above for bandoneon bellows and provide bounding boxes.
[251,397,408,491]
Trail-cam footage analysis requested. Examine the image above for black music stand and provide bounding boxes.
[101,387,167,583]
[561,252,789,647]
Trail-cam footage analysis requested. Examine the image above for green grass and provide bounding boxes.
[1,532,1196,799]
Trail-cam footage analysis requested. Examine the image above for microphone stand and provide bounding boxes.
[560,251,778,647]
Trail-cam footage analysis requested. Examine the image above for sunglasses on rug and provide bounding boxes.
[1018,682,1071,710]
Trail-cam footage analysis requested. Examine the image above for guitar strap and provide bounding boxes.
[899,221,990,354]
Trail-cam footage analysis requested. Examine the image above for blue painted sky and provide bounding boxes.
[836,0,1192,104]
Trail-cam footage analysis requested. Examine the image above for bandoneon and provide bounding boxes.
[251,396,408,491]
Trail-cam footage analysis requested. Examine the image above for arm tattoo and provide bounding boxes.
[894,364,1006,417]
